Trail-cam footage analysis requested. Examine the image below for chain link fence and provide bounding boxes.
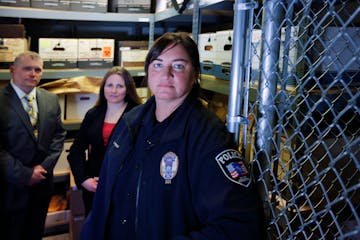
[240,0,360,238]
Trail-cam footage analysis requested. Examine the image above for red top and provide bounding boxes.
[103,122,116,146]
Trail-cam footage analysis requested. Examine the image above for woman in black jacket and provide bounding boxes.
[67,66,142,216]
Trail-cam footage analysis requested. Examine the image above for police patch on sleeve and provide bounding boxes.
[160,151,179,184]
[215,149,251,187]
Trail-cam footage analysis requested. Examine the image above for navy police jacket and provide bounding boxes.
[81,93,264,240]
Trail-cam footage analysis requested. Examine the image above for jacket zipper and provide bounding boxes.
[135,167,143,239]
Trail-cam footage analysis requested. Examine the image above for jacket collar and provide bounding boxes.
[123,94,200,144]
[5,84,38,141]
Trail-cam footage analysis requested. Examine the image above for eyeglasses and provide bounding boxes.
[150,61,189,73]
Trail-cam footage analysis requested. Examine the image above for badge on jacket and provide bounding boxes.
[215,149,251,187]
[160,151,179,184]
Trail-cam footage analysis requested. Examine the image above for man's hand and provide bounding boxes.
[81,177,99,192]
[28,165,47,186]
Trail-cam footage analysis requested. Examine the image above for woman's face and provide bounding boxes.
[148,44,196,102]
[104,74,127,104]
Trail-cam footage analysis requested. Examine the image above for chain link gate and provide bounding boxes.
[230,0,360,238]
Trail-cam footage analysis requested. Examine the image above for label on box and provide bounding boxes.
[78,39,114,60]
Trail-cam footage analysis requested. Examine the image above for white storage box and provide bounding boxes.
[45,209,70,228]
[0,0,30,7]
[198,32,216,75]
[155,0,216,13]
[111,0,151,13]
[70,0,107,12]
[136,87,150,103]
[213,29,233,80]
[251,29,262,71]
[66,93,98,121]
[54,140,73,176]
[119,49,148,67]
[39,38,78,69]
[279,26,299,73]
[78,38,114,68]
[251,29,262,81]
[31,0,70,10]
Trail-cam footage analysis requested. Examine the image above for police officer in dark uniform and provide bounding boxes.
[80,32,265,240]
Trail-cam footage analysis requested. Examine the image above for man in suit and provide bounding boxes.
[0,51,66,240]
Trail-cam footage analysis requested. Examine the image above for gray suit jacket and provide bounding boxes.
[0,83,66,213]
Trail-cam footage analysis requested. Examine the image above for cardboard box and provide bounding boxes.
[69,188,85,216]
[213,29,233,80]
[0,24,26,38]
[69,213,85,240]
[31,0,70,10]
[45,209,70,228]
[317,27,360,72]
[118,40,149,50]
[66,93,98,120]
[70,0,107,12]
[155,0,181,12]
[118,41,148,67]
[54,140,73,176]
[251,29,262,81]
[198,32,216,75]
[251,29,261,71]
[0,38,29,68]
[155,0,225,13]
[110,0,151,13]
[279,26,299,73]
[119,49,148,67]
[210,28,260,80]
[78,39,114,68]
[211,27,298,81]
[39,38,78,69]
[136,87,150,103]
[0,0,30,7]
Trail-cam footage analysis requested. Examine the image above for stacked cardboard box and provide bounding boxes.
[0,38,29,68]
[70,0,107,12]
[69,186,85,240]
[39,38,78,69]
[213,29,233,80]
[78,38,114,68]
[110,0,151,13]
[118,40,148,68]
[31,0,70,10]
[198,32,216,75]
[38,38,115,69]
[0,0,30,7]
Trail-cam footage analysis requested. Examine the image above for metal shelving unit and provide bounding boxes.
[0,6,151,82]
[0,6,153,22]
[0,2,233,95]
[0,67,145,80]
